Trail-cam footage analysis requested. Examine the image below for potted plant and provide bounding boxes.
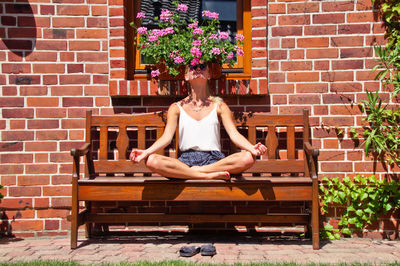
[131,1,244,80]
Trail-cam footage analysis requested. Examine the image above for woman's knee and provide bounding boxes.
[146,154,161,169]
[242,151,256,168]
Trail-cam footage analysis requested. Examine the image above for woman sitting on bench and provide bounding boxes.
[129,64,267,180]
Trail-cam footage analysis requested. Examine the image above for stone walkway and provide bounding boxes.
[0,232,400,265]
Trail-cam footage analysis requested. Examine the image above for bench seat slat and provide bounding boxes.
[78,183,313,201]
[92,159,305,174]
[85,213,309,224]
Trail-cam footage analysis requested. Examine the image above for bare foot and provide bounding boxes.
[207,171,230,180]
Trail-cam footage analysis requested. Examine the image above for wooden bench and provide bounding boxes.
[70,109,320,249]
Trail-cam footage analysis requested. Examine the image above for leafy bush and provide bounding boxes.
[320,175,400,240]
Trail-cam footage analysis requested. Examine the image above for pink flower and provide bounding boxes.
[210,12,219,19]
[137,27,147,34]
[161,27,174,35]
[192,40,201,46]
[209,34,218,40]
[193,28,204,35]
[227,52,234,59]
[149,35,158,42]
[188,21,198,29]
[191,58,200,66]
[237,47,244,57]
[190,47,202,58]
[219,32,229,40]
[177,4,188,12]
[235,33,245,41]
[136,12,145,19]
[174,56,185,64]
[211,47,221,55]
[151,69,160,77]
[202,10,219,19]
[160,9,172,22]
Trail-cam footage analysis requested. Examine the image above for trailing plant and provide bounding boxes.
[319,175,400,240]
[0,184,3,200]
[350,0,400,166]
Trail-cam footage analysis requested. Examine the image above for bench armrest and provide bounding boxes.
[70,143,95,179]
[304,142,319,178]
[304,142,319,158]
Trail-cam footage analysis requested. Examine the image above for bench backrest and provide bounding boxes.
[84,109,311,177]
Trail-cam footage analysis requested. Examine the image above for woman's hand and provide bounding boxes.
[250,142,267,156]
[129,149,148,163]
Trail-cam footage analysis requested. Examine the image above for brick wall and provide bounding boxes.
[0,0,398,238]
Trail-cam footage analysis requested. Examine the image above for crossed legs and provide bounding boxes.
[145,151,255,180]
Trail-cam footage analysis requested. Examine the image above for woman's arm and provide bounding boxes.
[129,103,179,162]
[219,102,267,156]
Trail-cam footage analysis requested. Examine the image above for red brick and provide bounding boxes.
[26,164,58,174]
[340,48,373,58]
[2,86,17,96]
[338,24,370,34]
[322,1,354,11]
[77,52,107,62]
[69,41,100,51]
[51,86,83,96]
[313,13,345,24]
[28,120,59,129]
[45,220,60,230]
[57,5,89,15]
[35,153,49,163]
[298,37,329,48]
[76,29,107,39]
[0,142,23,152]
[322,116,354,126]
[281,38,295,48]
[0,97,24,107]
[289,95,320,104]
[27,97,59,107]
[319,150,345,161]
[36,108,67,118]
[287,72,319,82]
[9,186,41,197]
[37,130,68,140]
[41,5,55,15]
[330,105,362,115]
[347,150,363,160]
[25,142,57,152]
[61,119,85,129]
[62,97,93,107]
[271,26,302,37]
[33,64,65,73]
[281,61,312,71]
[287,2,319,13]
[36,40,67,50]
[2,131,34,141]
[87,17,107,27]
[0,154,33,164]
[347,12,375,23]
[289,49,304,59]
[331,82,362,92]
[2,108,34,118]
[52,17,85,27]
[20,86,48,96]
[37,209,70,218]
[306,48,338,59]
[331,36,364,47]
[297,83,328,93]
[11,220,43,231]
[356,70,376,81]
[43,75,58,85]
[34,198,50,209]
[86,64,108,74]
[321,71,354,82]
[59,75,90,85]
[43,186,71,197]
[278,15,310,25]
[332,60,363,70]
[18,175,50,186]
[0,198,32,209]
[2,63,31,74]
[321,162,353,172]
[279,106,311,115]
[92,5,107,16]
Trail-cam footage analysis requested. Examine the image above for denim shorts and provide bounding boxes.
[178,150,225,167]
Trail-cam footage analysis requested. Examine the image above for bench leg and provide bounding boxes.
[71,178,79,249]
[312,176,320,250]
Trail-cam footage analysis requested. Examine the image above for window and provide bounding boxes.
[127,0,251,80]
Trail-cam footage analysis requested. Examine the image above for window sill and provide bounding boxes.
[132,72,252,80]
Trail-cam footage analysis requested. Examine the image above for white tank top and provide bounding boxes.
[177,102,221,152]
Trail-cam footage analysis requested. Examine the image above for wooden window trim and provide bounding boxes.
[126,0,251,80]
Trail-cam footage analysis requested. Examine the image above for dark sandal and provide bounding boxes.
[200,244,216,256]
[179,246,201,257]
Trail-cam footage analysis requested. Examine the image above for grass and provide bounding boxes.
[0,262,400,266]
